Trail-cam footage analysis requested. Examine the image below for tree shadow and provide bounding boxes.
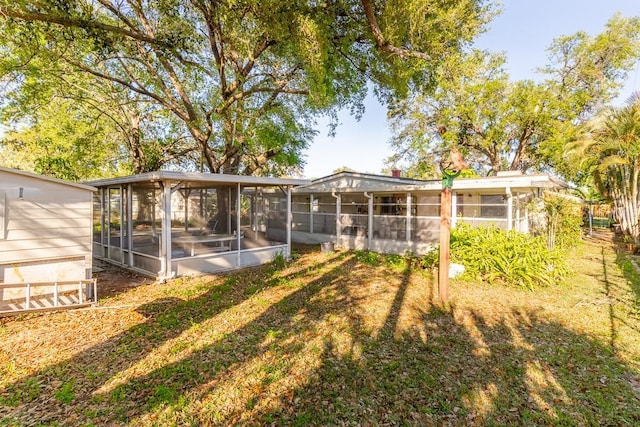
[2,248,639,426]
[615,245,640,318]
[250,260,640,425]
[0,250,350,425]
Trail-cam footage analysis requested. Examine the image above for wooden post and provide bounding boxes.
[438,187,452,303]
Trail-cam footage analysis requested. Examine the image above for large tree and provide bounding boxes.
[387,14,640,177]
[0,0,494,177]
[570,98,640,241]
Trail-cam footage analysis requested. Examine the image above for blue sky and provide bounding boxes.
[301,0,640,179]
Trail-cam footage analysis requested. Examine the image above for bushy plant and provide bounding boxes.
[419,247,439,270]
[555,211,583,249]
[448,223,568,289]
[542,193,583,249]
[354,250,381,266]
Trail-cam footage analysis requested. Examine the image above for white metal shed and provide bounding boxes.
[0,166,97,314]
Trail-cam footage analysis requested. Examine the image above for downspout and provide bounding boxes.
[364,192,373,250]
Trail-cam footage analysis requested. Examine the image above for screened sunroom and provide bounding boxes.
[88,172,309,279]
[288,171,567,255]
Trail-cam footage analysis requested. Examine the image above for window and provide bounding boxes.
[480,195,507,218]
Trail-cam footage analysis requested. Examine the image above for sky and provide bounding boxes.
[300,0,640,179]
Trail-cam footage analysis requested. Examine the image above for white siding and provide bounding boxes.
[0,170,94,283]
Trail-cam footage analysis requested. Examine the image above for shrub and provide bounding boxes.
[354,250,381,266]
[446,223,568,289]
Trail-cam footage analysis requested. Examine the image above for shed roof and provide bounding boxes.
[0,166,97,192]
[87,170,310,188]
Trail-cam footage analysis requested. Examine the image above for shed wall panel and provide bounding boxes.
[6,228,90,240]
[0,246,91,263]
[8,205,91,219]
[7,217,91,230]
[0,238,91,254]
[0,169,94,282]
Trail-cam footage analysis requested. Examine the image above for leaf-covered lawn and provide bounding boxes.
[1,237,639,426]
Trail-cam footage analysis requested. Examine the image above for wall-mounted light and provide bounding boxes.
[18,187,24,200]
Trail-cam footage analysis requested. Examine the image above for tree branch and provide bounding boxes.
[360,0,430,60]
[0,7,169,47]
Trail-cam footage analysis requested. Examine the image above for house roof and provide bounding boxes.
[0,165,97,191]
[293,171,568,193]
[87,170,310,188]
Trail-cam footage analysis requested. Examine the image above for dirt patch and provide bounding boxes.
[92,260,152,300]
[584,229,615,245]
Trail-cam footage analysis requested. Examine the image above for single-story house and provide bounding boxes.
[0,166,97,314]
[88,171,310,280]
[277,170,567,255]
[89,169,568,278]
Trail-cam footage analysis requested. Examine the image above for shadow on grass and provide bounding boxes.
[0,250,349,425]
[2,248,640,426]
[251,258,640,425]
[614,245,640,318]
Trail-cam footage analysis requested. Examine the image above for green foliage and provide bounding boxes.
[556,212,584,250]
[1,0,493,176]
[271,252,288,270]
[385,253,411,272]
[0,98,127,180]
[388,15,640,177]
[568,97,640,240]
[54,380,75,404]
[539,193,583,250]
[448,223,568,289]
[354,250,381,266]
[419,247,440,270]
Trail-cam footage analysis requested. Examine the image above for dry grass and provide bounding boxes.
[1,237,639,426]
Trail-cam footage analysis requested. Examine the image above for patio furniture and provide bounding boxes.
[173,233,243,256]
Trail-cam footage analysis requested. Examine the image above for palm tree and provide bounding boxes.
[573,95,640,241]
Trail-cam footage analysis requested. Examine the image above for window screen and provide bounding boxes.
[480,194,507,218]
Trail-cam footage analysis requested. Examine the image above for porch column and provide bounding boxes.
[524,194,530,234]
[406,192,411,242]
[309,194,314,234]
[237,183,242,266]
[159,181,173,279]
[227,187,232,231]
[99,188,105,247]
[127,183,134,267]
[181,188,192,231]
[119,185,125,258]
[151,187,157,242]
[286,186,292,257]
[365,192,373,250]
[451,191,458,228]
[506,187,513,231]
[106,188,111,252]
[515,192,521,232]
[333,191,341,242]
